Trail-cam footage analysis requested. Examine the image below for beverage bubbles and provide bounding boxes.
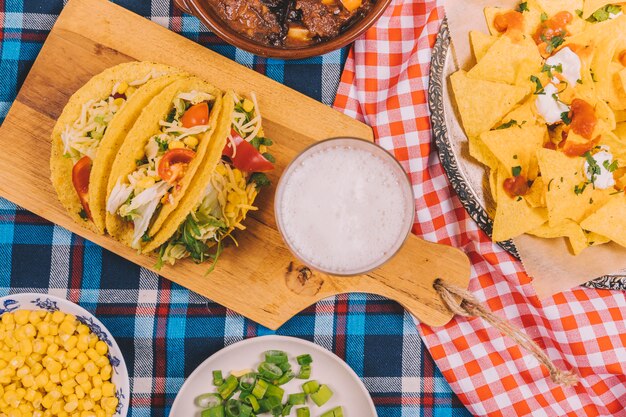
[275,138,414,275]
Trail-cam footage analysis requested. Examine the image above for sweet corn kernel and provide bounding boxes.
[65,400,79,413]
[88,336,97,349]
[242,98,254,112]
[100,382,115,398]
[75,385,85,399]
[95,356,109,368]
[125,86,137,96]
[51,311,65,324]
[61,385,74,396]
[80,380,92,393]
[113,97,125,108]
[84,361,98,377]
[101,396,118,412]
[15,310,30,325]
[215,164,227,176]
[59,322,76,336]
[137,176,155,189]
[168,140,184,150]
[46,344,59,356]
[76,371,89,384]
[77,352,89,364]
[89,388,102,402]
[259,144,268,153]
[116,81,129,95]
[183,135,199,148]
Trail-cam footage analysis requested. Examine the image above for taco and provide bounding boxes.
[50,61,183,234]
[105,77,224,249]
[142,91,275,270]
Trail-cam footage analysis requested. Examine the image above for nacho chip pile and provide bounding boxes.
[451,0,626,255]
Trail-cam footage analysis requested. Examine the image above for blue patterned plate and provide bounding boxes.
[0,293,130,417]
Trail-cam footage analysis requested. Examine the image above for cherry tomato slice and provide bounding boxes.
[222,130,274,173]
[181,102,209,128]
[503,175,529,198]
[72,156,93,220]
[158,148,196,184]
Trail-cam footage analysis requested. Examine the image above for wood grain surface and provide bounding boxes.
[0,0,470,329]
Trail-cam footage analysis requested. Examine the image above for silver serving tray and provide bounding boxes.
[428,19,626,291]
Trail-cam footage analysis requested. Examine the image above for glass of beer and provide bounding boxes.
[274,137,415,276]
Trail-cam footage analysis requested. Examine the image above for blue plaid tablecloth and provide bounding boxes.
[0,1,471,416]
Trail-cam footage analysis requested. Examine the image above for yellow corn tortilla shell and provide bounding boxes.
[484,1,544,35]
[50,62,181,234]
[537,148,612,225]
[470,30,497,62]
[105,77,223,248]
[524,176,546,207]
[536,0,582,17]
[606,62,626,111]
[615,110,626,122]
[489,168,498,203]
[450,70,529,138]
[599,131,626,165]
[502,99,537,126]
[528,219,589,255]
[580,195,626,248]
[142,91,235,254]
[469,136,499,169]
[480,123,545,180]
[467,34,542,86]
[586,231,611,246]
[484,7,506,35]
[492,166,547,241]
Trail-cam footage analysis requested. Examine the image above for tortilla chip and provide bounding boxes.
[470,30,498,62]
[615,110,626,122]
[501,99,537,126]
[582,0,616,19]
[528,219,589,255]
[580,195,626,247]
[525,176,546,207]
[450,70,529,137]
[469,136,499,169]
[599,131,626,166]
[489,168,498,202]
[468,34,542,86]
[480,123,545,180]
[484,7,506,35]
[605,62,626,111]
[585,230,612,247]
[537,148,613,225]
[536,0,582,17]
[492,167,548,241]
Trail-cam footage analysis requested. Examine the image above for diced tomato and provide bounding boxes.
[533,11,572,44]
[158,148,196,184]
[494,10,524,33]
[562,136,600,157]
[181,102,209,128]
[222,129,274,173]
[503,175,529,198]
[569,99,597,140]
[72,156,93,220]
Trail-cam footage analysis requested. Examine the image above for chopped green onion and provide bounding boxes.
[213,370,224,386]
[201,405,225,417]
[297,365,311,380]
[265,384,285,401]
[321,406,344,417]
[302,380,320,395]
[195,393,223,409]
[252,378,269,399]
[296,354,313,365]
[239,373,257,391]
[282,403,294,416]
[310,384,333,407]
[288,393,307,405]
[264,350,289,364]
[217,375,239,399]
[258,362,284,380]
[242,394,260,412]
[278,361,292,373]
[276,370,295,385]
[264,396,283,416]
[296,407,310,417]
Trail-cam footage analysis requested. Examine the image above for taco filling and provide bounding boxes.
[61,69,166,220]
[156,93,274,270]
[106,90,215,248]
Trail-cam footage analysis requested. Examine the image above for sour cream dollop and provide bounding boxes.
[584,148,616,189]
[545,47,581,85]
[536,83,570,124]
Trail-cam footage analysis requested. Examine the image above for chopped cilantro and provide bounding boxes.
[547,178,554,191]
[574,183,587,195]
[610,189,624,195]
[517,1,529,12]
[249,136,273,150]
[512,166,522,177]
[513,154,518,159]
[590,69,597,82]
[530,75,545,95]
[142,233,153,242]
[516,196,523,201]
[587,4,621,22]
[541,63,563,78]
[79,209,89,220]
[589,197,594,204]
[136,158,148,166]
[575,9,583,18]
[165,107,177,123]
[603,159,618,172]
[584,151,601,184]
[545,35,565,54]
[576,79,583,84]
[560,111,572,125]
[541,11,548,21]
[250,172,271,187]
[495,119,519,129]
[155,136,169,152]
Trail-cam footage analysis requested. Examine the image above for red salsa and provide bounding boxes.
[503,175,529,198]
[493,10,524,33]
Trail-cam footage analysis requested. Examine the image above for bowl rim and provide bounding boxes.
[0,292,130,417]
[184,0,393,59]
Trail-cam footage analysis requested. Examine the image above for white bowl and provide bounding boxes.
[0,293,130,417]
[171,335,377,416]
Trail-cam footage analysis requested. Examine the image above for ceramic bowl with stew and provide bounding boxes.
[173,0,392,59]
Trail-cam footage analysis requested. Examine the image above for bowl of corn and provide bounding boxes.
[0,293,129,417]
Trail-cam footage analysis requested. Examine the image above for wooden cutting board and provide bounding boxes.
[0,0,470,329]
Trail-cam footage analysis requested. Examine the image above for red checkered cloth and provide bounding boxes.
[333,1,626,416]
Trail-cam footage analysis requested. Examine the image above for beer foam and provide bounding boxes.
[278,145,413,274]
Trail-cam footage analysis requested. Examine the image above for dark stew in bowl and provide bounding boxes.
[207,0,375,47]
